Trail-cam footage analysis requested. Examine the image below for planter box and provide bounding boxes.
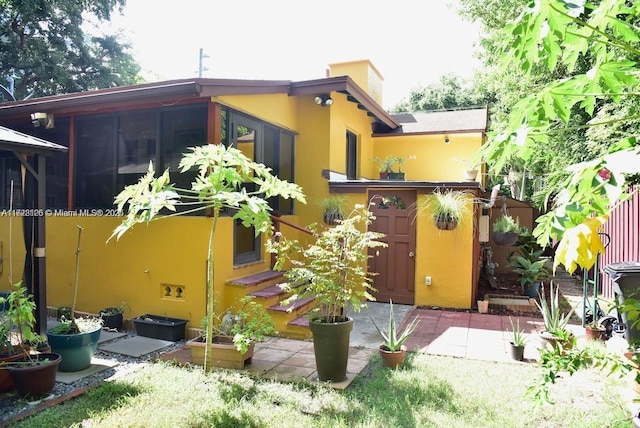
[187,335,254,369]
[133,314,188,341]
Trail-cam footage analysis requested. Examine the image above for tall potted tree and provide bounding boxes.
[47,226,103,372]
[267,205,387,382]
[109,144,305,372]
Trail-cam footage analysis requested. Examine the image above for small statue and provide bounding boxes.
[220,310,234,335]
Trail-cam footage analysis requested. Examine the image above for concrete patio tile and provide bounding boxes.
[265,364,316,382]
[347,356,371,373]
[349,347,375,361]
[307,372,357,390]
[282,354,316,368]
[426,343,466,358]
[244,359,280,374]
[467,329,504,344]
[440,311,471,322]
[264,338,312,352]
[253,348,296,363]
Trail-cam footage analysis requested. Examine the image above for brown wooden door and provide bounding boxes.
[368,190,416,304]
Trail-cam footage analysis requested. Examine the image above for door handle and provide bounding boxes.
[409,251,415,258]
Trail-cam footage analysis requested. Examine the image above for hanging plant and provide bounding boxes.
[320,194,347,225]
[492,213,521,246]
[423,188,473,231]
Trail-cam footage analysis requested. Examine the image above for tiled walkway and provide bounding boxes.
[403,309,547,362]
[162,308,629,389]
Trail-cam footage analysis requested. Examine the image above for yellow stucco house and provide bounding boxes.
[0,60,489,338]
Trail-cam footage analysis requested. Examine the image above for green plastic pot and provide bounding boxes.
[47,324,101,372]
[309,317,353,382]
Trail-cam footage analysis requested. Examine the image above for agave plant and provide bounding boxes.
[371,300,420,352]
[535,283,576,337]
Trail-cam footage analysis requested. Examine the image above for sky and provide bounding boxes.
[96,0,481,110]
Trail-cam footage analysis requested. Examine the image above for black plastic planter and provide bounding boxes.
[99,308,124,331]
[133,314,188,341]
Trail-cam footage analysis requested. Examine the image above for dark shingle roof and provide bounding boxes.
[390,107,488,134]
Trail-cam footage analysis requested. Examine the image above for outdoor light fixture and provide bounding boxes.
[444,135,450,144]
[30,112,54,129]
[314,94,334,107]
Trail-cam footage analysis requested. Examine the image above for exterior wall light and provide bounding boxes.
[314,94,334,107]
[444,135,450,144]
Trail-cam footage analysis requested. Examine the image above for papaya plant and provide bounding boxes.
[108,144,305,371]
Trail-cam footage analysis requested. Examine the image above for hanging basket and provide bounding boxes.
[492,231,519,247]
[434,215,458,231]
[323,210,344,225]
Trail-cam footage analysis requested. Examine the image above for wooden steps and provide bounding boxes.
[226,270,314,340]
[227,270,284,287]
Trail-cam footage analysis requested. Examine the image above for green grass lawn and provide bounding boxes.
[7,351,634,428]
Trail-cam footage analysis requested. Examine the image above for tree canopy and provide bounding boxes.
[392,75,491,113]
[474,0,640,273]
[0,0,142,99]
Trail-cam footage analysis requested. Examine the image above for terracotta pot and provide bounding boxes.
[585,325,607,342]
[477,300,489,314]
[379,345,407,368]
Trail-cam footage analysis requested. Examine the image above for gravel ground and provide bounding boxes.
[0,328,186,425]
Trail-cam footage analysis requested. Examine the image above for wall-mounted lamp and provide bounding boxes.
[30,112,54,129]
[314,94,334,107]
[444,135,450,144]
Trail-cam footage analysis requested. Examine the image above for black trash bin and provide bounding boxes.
[603,262,640,343]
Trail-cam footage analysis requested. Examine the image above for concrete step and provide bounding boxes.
[269,296,315,340]
[227,270,285,288]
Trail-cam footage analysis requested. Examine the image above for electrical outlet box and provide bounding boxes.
[425,276,432,286]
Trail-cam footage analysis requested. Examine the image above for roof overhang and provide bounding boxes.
[290,76,399,129]
[328,180,483,194]
[0,126,68,155]
[0,76,400,129]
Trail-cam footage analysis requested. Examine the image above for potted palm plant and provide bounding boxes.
[371,300,420,368]
[423,188,473,231]
[110,144,305,372]
[186,296,274,369]
[47,225,103,372]
[267,204,387,382]
[492,214,521,246]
